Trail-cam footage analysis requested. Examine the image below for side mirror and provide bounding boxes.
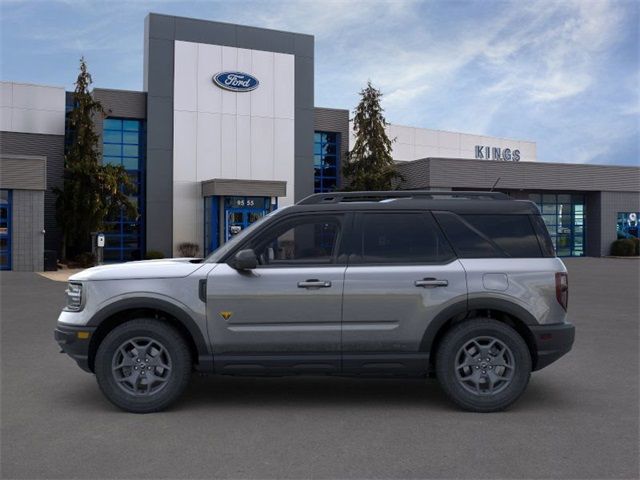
[231,249,258,270]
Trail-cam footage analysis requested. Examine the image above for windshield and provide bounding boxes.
[204,206,290,263]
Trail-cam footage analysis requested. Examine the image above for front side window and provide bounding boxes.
[251,216,342,266]
[355,212,454,264]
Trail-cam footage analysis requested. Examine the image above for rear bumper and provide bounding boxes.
[54,324,96,373]
[530,322,575,371]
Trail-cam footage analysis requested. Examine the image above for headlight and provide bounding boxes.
[65,282,83,311]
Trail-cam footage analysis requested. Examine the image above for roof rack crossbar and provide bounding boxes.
[297,190,509,205]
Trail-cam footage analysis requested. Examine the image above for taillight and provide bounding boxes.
[555,272,568,311]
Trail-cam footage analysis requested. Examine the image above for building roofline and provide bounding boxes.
[399,157,640,171]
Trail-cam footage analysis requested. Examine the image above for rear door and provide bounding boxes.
[341,211,467,374]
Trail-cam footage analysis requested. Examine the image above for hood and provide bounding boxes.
[69,258,205,281]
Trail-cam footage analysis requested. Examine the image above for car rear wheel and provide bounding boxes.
[436,318,531,412]
[95,319,191,413]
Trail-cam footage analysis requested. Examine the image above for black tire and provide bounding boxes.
[95,319,192,413]
[435,318,531,412]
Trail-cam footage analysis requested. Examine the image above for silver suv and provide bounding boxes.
[55,191,575,413]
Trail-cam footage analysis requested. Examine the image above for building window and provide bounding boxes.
[617,212,639,239]
[102,118,145,262]
[314,132,340,193]
[0,190,12,270]
[528,193,585,257]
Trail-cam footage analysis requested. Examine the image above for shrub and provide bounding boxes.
[144,250,165,260]
[610,239,636,256]
[75,252,97,268]
[631,237,640,256]
[177,242,200,258]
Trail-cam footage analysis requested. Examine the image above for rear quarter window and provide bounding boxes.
[434,212,545,258]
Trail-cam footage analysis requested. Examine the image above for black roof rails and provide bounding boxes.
[297,190,509,205]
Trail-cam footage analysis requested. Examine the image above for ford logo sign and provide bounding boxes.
[212,72,259,92]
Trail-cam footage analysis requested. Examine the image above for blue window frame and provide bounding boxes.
[102,118,145,263]
[528,193,585,257]
[314,131,340,193]
[0,189,12,270]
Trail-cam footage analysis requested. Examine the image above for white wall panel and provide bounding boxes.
[220,113,237,178]
[196,112,222,180]
[236,115,251,178]
[379,121,537,163]
[0,83,12,107]
[172,42,295,250]
[174,41,198,112]
[12,84,63,111]
[236,49,252,116]
[0,107,12,131]
[0,82,65,135]
[11,109,65,136]
[250,116,274,180]
[221,46,238,115]
[172,181,202,255]
[173,111,197,181]
[197,44,222,114]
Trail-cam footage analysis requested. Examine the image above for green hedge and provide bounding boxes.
[144,250,165,260]
[611,239,638,256]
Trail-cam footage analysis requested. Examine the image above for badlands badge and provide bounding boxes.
[219,311,233,321]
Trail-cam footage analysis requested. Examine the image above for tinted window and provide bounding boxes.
[252,216,341,266]
[435,212,543,258]
[463,215,543,257]
[356,213,454,264]
[434,212,498,258]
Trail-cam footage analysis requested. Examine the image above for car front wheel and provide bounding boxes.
[436,318,532,412]
[94,319,192,413]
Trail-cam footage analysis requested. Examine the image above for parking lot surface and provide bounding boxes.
[1,258,638,479]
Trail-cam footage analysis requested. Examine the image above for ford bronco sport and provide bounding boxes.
[55,191,575,413]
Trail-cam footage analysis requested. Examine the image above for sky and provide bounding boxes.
[1,0,639,166]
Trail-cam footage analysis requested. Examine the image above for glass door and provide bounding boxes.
[529,193,585,257]
[223,196,272,242]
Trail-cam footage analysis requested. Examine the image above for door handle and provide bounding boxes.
[297,279,332,289]
[415,278,448,288]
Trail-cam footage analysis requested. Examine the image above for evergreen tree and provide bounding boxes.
[342,81,399,191]
[54,58,136,261]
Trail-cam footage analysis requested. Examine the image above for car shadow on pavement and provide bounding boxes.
[53,373,576,414]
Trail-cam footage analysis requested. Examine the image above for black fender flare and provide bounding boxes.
[419,297,538,353]
[87,297,213,371]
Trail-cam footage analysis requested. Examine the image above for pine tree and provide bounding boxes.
[54,58,136,261]
[342,81,399,191]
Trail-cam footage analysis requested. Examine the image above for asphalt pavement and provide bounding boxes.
[1,258,638,479]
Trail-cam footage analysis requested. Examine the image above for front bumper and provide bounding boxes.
[54,324,96,373]
[530,322,575,371]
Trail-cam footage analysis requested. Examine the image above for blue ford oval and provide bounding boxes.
[212,72,259,92]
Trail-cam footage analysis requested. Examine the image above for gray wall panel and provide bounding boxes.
[94,89,146,119]
[0,132,62,254]
[0,155,46,190]
[11,190,44,271]
[398,158,640,193]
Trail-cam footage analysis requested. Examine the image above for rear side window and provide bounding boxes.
[355,212,454,264]
[434,212,544,258]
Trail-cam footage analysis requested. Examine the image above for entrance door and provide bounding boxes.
[224,196,271,242]
[207,213,347,374]
[0,190,11,271]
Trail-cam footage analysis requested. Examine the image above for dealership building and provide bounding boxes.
[1,13,639,271]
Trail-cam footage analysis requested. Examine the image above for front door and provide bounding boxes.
[341,211,467,374]
[207,213,348,374]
